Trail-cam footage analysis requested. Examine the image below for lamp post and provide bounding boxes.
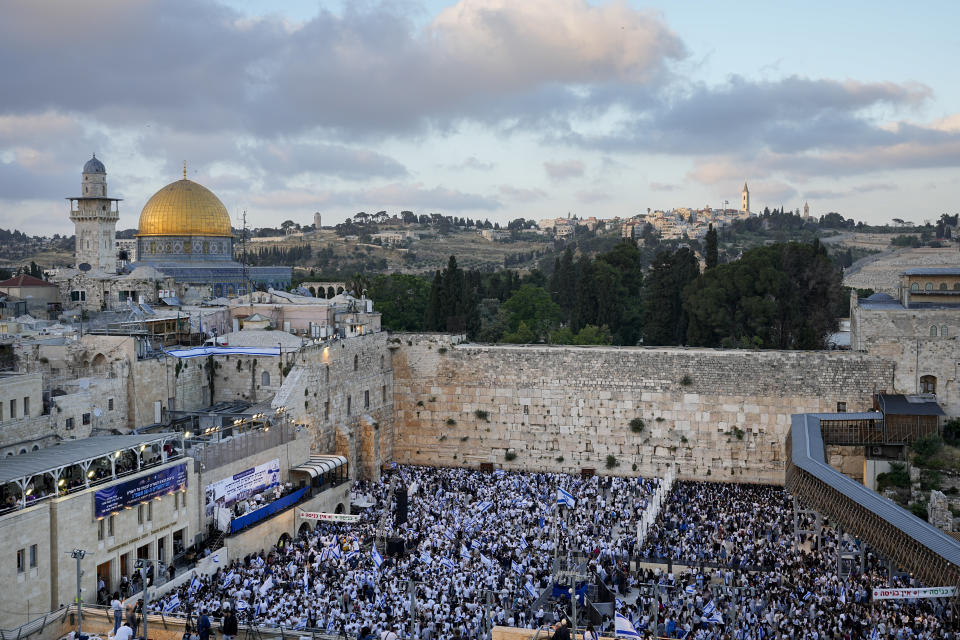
[69,549,87,637]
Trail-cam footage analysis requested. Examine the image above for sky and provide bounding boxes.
[2,0,959,235]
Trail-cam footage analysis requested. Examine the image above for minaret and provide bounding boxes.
[740,182,750,213]
[803,201,810,219]
[68,155,122,273]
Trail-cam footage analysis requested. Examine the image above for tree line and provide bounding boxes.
[369,238,842,349]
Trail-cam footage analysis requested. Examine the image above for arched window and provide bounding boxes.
[911,282,920,292]
[954,283,960,291]
[930,325,938,337]
[926,282,934,291]
[354,354,359,371]
[942,325,948,338]
[327,286,335,298]
[261,371,271,387]
[921,375,937,394]
[941,283,949,291]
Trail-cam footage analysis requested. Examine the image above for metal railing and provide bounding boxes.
[190,423,298,472]
[0,606,70,640]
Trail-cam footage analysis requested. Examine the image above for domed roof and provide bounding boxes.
[136,178,232,237]
[83,154,106,174]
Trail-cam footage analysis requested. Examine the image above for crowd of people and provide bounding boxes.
[149,466,655,638]
[147,470,957,640]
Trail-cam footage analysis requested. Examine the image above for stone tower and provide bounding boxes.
[803,201,810,219]
[69,155,121,273]
[740,182,750,213]
[314,211,322,230]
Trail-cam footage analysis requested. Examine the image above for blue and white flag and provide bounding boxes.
[803,591,813,601]
[460,543,471,558]
[512,560,524,576]
[556,487,576,508]
[444,528,457,541]
[538,516,545,529]
[684,584,697,595]
[372,546,384,569]
[420,551,433,565]
[163,595,180,613]
[259,576,274,596]
[346,550,359,561]
[870,628,879,640]
[221,570,235,587]
[441,557,456,571]
[839,587,846,604]
[319,547,331,562]
[476,501,493,514]
[518,537,528,551]
[702,600,716,616]
[236,600,249,612]
[330,543,342,559]
[189,575,202,593]
[614,613,641,638]
[287,561,296,574]
[471,539,481,550]
[480,553,492,568]
[524,582,539,598]
[494,469,505,476]
[705,610,724,625]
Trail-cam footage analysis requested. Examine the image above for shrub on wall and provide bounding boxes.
[629,418,645,433]
[605,454,618,469]
[475,409,490,422]
[505,450,517,461]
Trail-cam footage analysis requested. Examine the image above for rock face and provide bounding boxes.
[929,490,953,531]
[391,334,894,484]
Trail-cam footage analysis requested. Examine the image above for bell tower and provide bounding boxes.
[740,181,750,213]
[68,155,121,273]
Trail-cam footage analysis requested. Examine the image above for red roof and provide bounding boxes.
[0,274,57,288]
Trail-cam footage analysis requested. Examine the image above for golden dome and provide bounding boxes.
[136,179,232,237]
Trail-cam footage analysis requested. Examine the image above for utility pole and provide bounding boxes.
[69,549,86,637]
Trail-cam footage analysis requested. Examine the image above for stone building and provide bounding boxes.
[850,267,960,415]
[0,275,60,316]
[68,155,121,273]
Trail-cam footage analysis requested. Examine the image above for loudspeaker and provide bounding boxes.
[394,487,409,526]
[387,537,405,557]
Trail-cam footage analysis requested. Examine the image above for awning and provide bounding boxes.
[291,454,348,478]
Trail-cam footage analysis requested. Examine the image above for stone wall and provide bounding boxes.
[391,335,894,484]
[844,247,960,295]
[851,303,960,416]
[271,333,395,480]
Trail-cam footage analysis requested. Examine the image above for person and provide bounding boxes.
[551,619,571,640]
[198,611,211,640]
[380,625,398,640]
[126,604,140,639]
[114,620,134,640]
[583,623,598,640]
[221,609,238,640]
[111,593,123,633]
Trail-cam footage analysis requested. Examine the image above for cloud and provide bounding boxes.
[544,159,585,181]
[649,181,679,191]
[498,185,547,202]
[576,189,610,203]
[248,182,501,212]
[446,156,496,171]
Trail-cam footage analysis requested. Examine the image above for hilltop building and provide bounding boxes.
[741,181,750,213]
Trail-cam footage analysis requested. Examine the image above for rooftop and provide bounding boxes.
[876,393,946,416]
[0,274,57,288]
[901,267,960,276]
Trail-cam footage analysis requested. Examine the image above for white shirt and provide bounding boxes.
[114,624,134,640]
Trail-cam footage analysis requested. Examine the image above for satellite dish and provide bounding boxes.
[78,263,91,272]
[93,408,103,417]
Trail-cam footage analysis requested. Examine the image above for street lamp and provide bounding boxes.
[69,549,87,637]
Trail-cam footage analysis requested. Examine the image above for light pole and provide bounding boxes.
[69,549,87,637]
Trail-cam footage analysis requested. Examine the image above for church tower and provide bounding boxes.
[803,201,810,220]
[740,182,750,213]
[68,155,121,273]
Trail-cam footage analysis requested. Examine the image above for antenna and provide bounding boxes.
[241,209,250,298]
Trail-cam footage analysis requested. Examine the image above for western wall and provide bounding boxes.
[390,334,895,484]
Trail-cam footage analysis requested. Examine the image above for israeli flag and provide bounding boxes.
[189,575,202,593]
[460,543,471,558]
[519,537,528,551]
[870,628,879,640]
[420,551,433,565]
[538,516,545,529]
[287,561,296,574]
[372,546,384,569]
[163,595,180,613]
[471,539,481,550]
[556,487,576,508]
[444,528,457,541]
[441,557,456,571]
[702,600,716,616]
[494,469,505,476]
[615,598,624,610]
[236,600,249,611]
[259,576,274,595]
[839,587,846,604]
[319,547,331,562]
[524,582,539,598]
[480,553,492,568]
[705,610,724,625]
[221,570,235,587]
[684,584,696,595]
[803,591,812,601]
[346,550,359,561]
[476,501,493,514]
[614,613,641,638]
[512,560,524,576]
[330,543,342,559]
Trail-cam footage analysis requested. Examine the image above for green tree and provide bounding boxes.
[501,285,562,342]
[368,274,431,331]
[641,248,700,345]
[501,321,535,344]
[573,324,612,345]
[705,224,718,269]
[423,256,478,334]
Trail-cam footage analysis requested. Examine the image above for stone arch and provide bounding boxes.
[261,371,271,387]
[91,353,107,368]
[942,325,949,338]
[327,286,335,298]
[930,325,938,337]
[309,286,316,297]
[911,282,920,292]
[277,532,292,549]
[940,283,949,291]
[925,282,934,291]
[921,374,937,394]
[297,522,311,538]
[336,286,344,295]
[335,502,345,514]
[31,445,39,451]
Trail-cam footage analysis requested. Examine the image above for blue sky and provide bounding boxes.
[1,0,959,235]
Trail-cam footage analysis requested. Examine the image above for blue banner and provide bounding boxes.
[95,463,188,518]
[230,487,308,534]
